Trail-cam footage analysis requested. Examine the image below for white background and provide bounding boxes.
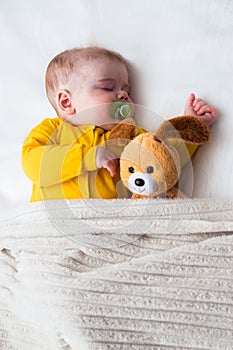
[0,0,232,209]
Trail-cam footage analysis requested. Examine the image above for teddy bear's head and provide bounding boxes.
[120,116,210,198]
[120,132,180,197]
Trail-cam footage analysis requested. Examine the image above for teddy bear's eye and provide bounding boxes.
[128,167,135,173]
[147,166,154,174]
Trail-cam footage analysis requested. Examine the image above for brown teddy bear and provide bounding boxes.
[109,116,210,199]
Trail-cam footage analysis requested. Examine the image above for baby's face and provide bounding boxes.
[67,57,133,129]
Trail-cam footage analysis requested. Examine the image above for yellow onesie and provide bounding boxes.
[22,117,197,202]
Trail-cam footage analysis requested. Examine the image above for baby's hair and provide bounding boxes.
[45,46,128,111]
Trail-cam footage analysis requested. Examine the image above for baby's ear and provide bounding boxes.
[155,115,210,144]
[57,89,76,116]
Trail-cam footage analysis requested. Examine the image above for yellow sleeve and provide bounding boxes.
[21,118,97,187]
[168,139,199,167]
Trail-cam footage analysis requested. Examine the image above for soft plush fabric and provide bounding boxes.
[1,198,233,349]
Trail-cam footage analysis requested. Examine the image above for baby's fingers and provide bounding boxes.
[192,98,203,107]
[199,112,216,127]
[193,100,206,112]
[199,106,218,119]
[197,104,210,115]
[207,106,218,118]
[103,159,119,177]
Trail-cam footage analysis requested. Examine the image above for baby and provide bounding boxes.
[22,46,218,201]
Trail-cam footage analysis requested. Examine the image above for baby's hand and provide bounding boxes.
[184,93,218,127]
[96,147,119,177]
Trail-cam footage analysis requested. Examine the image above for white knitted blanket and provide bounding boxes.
[0,198,233,350]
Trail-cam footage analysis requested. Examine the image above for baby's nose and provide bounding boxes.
[116,90,129,101]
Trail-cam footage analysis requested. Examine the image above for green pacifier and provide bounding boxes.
[110,99,133,120]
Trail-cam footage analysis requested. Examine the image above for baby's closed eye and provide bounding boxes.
[95,81,114,91]
[101,87,114,91]
[95,85,114,92]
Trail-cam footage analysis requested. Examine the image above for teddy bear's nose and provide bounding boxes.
[135,178,145,187]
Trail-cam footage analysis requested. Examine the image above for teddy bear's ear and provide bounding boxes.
[155,115,210,144]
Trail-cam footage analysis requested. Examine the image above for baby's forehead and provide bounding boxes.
[78,55,126,70]
[77,56,128,79]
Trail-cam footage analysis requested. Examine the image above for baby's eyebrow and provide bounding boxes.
[96,78,115,83]
[95,79,130,91]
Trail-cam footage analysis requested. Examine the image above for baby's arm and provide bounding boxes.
[22,119,97,187]
[184,93,218,127]
[96,147,119,177]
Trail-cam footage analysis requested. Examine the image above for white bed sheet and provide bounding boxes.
[0,0,233,210]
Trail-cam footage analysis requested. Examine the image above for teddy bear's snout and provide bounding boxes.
[135,178,145,187]
[128,172,158,195]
